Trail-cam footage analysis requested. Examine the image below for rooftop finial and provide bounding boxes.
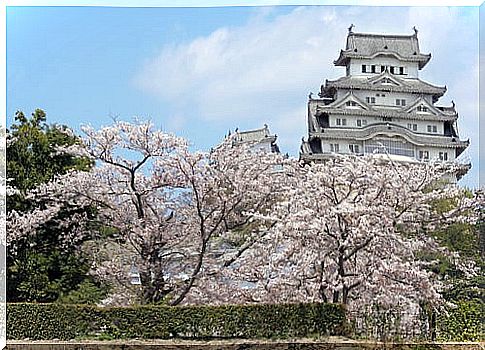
[348,24,354,33]
[451,100,455,108]
[413,26,418,36]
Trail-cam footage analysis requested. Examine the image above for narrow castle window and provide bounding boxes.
[362,65,367,73]
[336,118,347,126]
[407,123,417,131]
[349,144,360,153]
[419,150,429,160]
[427,125,438,133]
[330,143,340,152]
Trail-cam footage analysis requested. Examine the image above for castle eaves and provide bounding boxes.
[324,76,446,97]
[308,124,469,149]
[310,103,458,122]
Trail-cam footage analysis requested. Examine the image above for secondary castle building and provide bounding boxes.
[300,27,470,179]
[232,125,280,154]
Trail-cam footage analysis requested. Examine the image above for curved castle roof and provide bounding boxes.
[334,31,431,69]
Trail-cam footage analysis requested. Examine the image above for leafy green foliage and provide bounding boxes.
[417,196,484,342]
[437,301,484,341]
[7,302,346,340]
[7,109,99,303]
[7,109,91,210]
[57,280,110,305]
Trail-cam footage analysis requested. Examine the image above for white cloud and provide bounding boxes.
[134,5,479,187]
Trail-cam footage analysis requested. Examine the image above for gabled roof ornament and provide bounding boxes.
[348,24,355,33]
[413,26,418,36]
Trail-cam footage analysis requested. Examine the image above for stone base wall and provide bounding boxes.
[5,340,484,350]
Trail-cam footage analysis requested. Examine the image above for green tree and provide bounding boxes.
[424,196,484,341]
[7,109,104,303]
[7,109,91,211]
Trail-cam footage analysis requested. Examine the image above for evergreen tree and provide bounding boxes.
[7,109,103,303]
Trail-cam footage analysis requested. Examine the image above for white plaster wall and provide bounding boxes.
[416,146,456,160]
[249,140,272,153]
[349,57,419,78]
[321,138,455,161]
[329,114,444,135]
[353,90,418,107]
[336,89,433,106]
[321,139,362,154]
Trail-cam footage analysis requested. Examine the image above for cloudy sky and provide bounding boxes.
[7,5,480,187]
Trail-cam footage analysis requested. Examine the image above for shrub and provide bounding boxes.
[7,302,346,340]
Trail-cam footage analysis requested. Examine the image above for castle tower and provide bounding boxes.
[300,27,470,180]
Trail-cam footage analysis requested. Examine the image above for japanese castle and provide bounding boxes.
[300,27,470,179]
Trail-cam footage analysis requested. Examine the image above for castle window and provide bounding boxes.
[396,99,406,106]
[417,106,429,112]
[427,125,438,133]
[407,123,417,131]
[349,144,360,154]
[336,118,347,126]
[371,65,376,73]
[381,65,385,72]
[345,101,357,107]
[365,138,414,157]
[357,119,367,127]
[366,97,376,104]
[362,65,367,73]
[390,66,395,74]
[419,150,429,160]
[383,116,392,122]
[439,152,448,161]
[399,67,405,75]
[330,143,340,152]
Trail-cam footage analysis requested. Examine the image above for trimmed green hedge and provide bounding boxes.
[7,302,346,340]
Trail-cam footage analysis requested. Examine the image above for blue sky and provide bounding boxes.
[6,5,481,188]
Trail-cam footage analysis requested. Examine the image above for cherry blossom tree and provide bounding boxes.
[8,118,482,315]
[208,156,481,312]
[8,119,287,305]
